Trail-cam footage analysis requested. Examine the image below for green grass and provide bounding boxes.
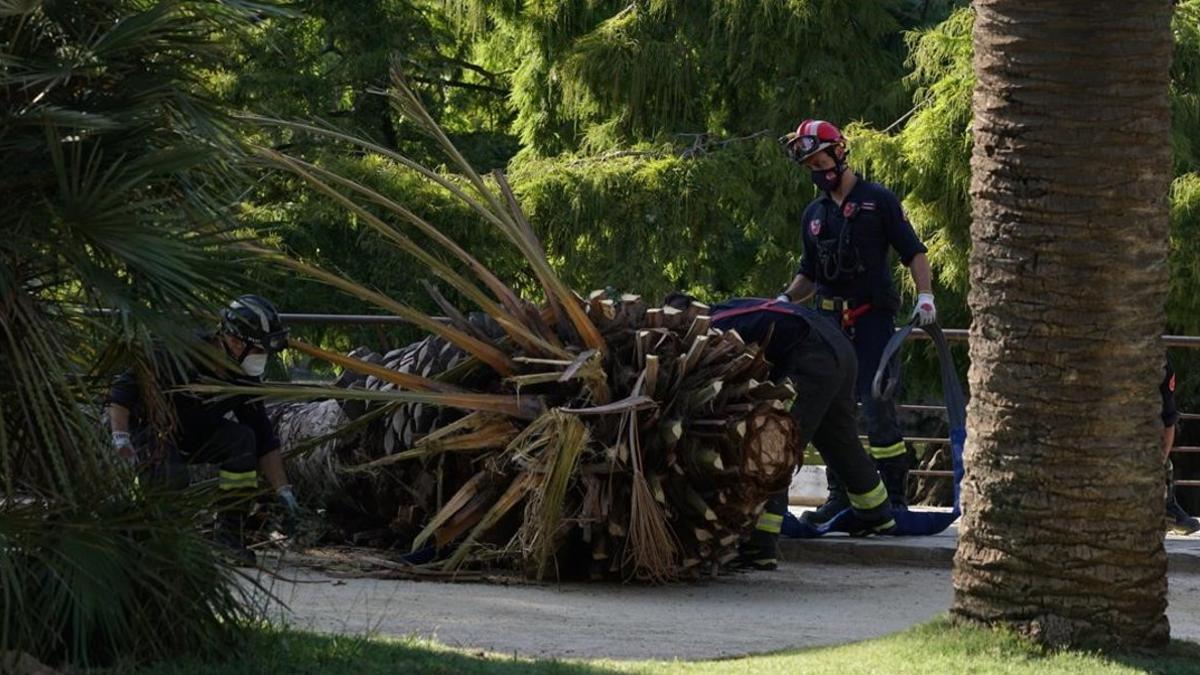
[141,616,1200,675]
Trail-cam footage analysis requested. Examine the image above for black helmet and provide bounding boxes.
[219,294,289,353]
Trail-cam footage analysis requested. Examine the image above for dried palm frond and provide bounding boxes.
[252,66,799,581]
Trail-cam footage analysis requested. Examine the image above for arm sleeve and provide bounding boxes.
[882,190,928,266]
[235,399,282,455]
[797,205,817,279]
[106,368,141,409]
[1162,360,1180,428]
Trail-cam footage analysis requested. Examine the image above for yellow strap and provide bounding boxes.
[755,512,784,534]
[848,480,889,511]
[868,441,907,459]
[218,470,258,490]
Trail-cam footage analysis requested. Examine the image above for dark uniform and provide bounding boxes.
[107,331,280,493]
[709,298,894,564]
[1162,359,1180,430]
[798,176,928,506]
[1163,358,1198,532]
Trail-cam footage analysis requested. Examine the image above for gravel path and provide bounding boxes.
[250,559,1200,661]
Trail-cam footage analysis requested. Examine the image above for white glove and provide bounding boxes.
[112,431,137,467]
[912,293,937,326]
[775,294,791,303]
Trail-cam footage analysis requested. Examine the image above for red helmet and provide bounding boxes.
[785,119,845,163]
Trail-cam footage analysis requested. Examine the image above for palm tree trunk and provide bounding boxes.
[953,0,1174,648]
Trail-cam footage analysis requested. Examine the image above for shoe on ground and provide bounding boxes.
[848,516,897,538]
[801,493,850,527]
[1170,515,1200,536]
[730,543,779,571]
[213,522,256,567]
[1167,502,1200,535]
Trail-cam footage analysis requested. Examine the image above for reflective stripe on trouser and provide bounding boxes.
[848,478,893,525]
[867,440,907,460]
[848,479,887,512]
[749,491,789,551]
[756,512,784,534]
[219,469,258,491]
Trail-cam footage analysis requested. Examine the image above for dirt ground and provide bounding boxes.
[242,556,1200,661]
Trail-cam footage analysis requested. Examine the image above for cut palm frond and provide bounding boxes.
[248,65,798,581]
[287,338,462,393]
[188,383,544,420]
[246,245,516,376]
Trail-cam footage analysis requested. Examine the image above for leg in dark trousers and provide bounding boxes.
[181,418,259,487]
[836,308,910,508]
[742,331,893,567]
[181,419,260,564]
[1167,459,1200,534]
[851,309,904,456]
[786,331,893,523]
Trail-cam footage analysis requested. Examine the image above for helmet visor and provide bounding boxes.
[785,134,830,163]
[240,328,289,353]
[263,328,290,353]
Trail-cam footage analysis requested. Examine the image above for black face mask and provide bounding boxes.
[811,163,844,191]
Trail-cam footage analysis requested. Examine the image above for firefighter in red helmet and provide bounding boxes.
[778,119,936,524]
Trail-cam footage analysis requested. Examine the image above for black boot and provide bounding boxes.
[213,512,256,567]
[875,455,911,511]
[733,537,780,571]
[801,466,850,526]
[1167,461,1200,535]
[847,510,897,537]
[734,492,786,570]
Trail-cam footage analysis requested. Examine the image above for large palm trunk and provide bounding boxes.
[953,0,1174,648]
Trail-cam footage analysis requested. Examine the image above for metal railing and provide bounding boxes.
[878,328,1200,488]
[278,313,1200,488]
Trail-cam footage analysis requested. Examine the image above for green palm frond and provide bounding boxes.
[2,1,278,667]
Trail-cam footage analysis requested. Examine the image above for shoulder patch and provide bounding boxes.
[809,218,822,236]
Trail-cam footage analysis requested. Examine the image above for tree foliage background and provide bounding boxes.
[6,0,1200,665]
[217,0,1200,492]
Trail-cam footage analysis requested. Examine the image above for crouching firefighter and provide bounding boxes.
[105,295,300,565]
[664,293,896,570]
[777,118,936,523]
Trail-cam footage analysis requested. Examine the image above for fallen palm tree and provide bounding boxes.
[243,69,800,581]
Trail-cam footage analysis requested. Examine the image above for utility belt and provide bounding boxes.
[816,295,874,330]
